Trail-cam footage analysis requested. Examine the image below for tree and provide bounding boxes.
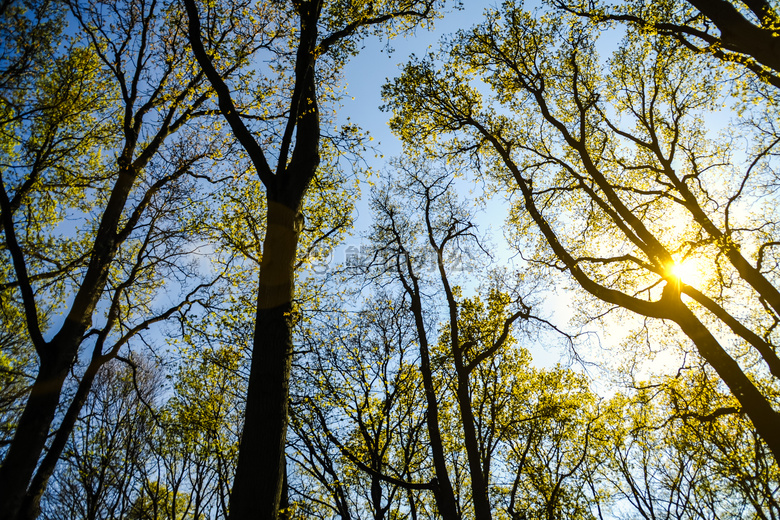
[367,164,495,519]
[554,0,780,89]
[498,366,603,520]
[157,344,248,519]
[42,357,162,520]
[182,1,450,517]
[287,160,610,519]
[597,367,780,519]
[383,0,780,467]
[290,297,433,520]
[0,0,241,516]
[0,0,87,476]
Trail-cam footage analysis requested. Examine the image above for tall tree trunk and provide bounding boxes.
[19,353,104,520]
[228,201,301,520]
[0,342,73,520]
[408,297,460,520]
[453,369,492,520]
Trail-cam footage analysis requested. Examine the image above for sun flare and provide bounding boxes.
[668,258,706,286]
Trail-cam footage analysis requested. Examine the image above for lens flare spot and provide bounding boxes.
[669,258,703,285]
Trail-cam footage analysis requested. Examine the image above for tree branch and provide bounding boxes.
[183,0,274,188]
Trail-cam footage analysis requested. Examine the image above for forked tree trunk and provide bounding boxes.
[0,352,71,520]
[19,353,105,520]
[0,170,134,519]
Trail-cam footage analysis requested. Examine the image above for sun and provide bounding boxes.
[668,258,705,286]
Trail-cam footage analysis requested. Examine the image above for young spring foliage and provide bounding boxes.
[383,0,780,514]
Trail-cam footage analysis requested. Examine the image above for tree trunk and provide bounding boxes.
[685,0,780,74]
[454,369,492,520]
[18,350,106,520]
[408,298,460,520]
[228,201,301,520]
[670,296,780,462]
[0,347,71,520]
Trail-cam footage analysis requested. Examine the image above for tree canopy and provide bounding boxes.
[1,0,778,519]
